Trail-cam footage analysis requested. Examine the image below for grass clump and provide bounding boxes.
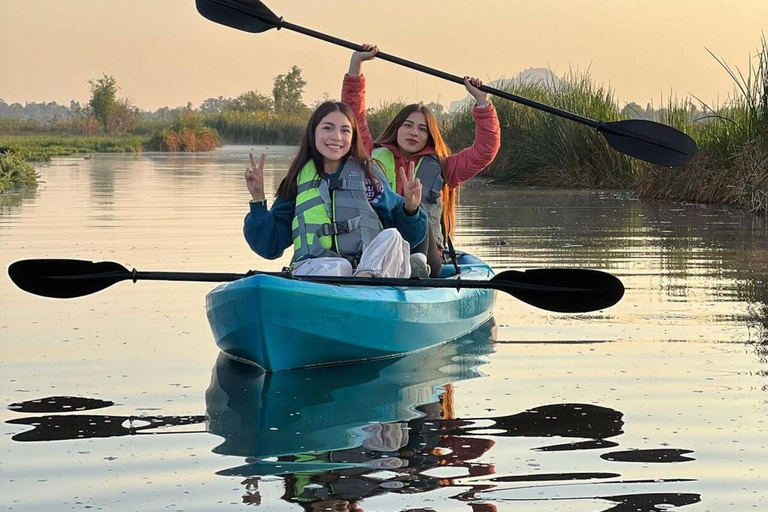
[202,110,306,145]
[0,151,39,192]
[146,112,221,151]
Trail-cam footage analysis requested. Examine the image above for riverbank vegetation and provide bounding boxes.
[444,36,768,215]
[3,38,768,214]
[638,37,768,214]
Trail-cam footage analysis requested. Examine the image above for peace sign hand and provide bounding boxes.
[397,161,422,214]
[245,151,266,201]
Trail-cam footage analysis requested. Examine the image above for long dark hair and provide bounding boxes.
[277,101,378,200]
[374,104,458,238]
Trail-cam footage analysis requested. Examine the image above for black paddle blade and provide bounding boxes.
[600,119,698,167]
[492,268,624,313]
[8,259,131,299]
[196,0,280,33]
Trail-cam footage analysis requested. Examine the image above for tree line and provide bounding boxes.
[0,65,311,135]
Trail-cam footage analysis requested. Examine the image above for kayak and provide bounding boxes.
[205,252,495,372]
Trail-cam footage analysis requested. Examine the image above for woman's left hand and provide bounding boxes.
[464,76,489,106]
[398,161,422,214]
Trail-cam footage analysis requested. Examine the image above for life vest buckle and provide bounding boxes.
[320,220,352,236]
[326,176,343,191]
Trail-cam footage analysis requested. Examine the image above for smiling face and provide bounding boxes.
[396,111,430,157]
[314,111,353,173]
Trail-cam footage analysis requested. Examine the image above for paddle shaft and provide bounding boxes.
[280,20,597,127]
[93,269,564,292]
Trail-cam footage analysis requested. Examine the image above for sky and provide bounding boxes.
[1,0,767,111]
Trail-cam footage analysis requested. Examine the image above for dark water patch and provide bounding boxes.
[600,492,701,511]
[460,403,624,440]
[7,395,114,413]
[535,439,620,452]
[600,448,695,463]
[490,472,620,483]
[471,479,700,509]
[7,413,205,442]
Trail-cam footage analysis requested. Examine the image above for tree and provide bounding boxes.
[199,96,235,114]
[88,74,119,133]
[234,90,274,113]
[272,65,307,114]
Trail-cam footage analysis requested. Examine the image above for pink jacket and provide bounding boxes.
[341,74,501,193]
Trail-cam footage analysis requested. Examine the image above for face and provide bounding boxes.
[396,111,429,156]
[314,110,353,172]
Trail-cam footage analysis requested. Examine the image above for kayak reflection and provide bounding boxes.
[205,319,497,465]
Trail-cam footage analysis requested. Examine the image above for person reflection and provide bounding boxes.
[271,387,497,512]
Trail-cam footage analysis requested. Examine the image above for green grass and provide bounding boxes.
[201,110,308,145]
[0,151,39,192]
[0,135,145,162]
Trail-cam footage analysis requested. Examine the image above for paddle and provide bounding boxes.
[8,259,624,313]
[195,0,697,167]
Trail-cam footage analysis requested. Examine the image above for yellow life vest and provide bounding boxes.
[291,158,382,263]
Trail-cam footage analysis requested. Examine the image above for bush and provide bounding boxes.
[146,112,221,151]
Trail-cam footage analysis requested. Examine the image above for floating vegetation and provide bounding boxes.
[0,150,39,192]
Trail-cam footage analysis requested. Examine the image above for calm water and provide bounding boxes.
[1,146,767,512]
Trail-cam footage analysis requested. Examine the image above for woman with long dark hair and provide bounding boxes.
[243,101,428,278]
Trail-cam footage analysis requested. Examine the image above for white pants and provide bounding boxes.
[292,228,411,278]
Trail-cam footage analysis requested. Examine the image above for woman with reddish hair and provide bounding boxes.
[343,45,501,277]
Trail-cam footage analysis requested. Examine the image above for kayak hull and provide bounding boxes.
[205,253,495,372]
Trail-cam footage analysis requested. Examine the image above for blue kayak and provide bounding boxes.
[205,252,495,372]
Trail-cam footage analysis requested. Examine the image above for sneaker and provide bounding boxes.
[409,253,431,279]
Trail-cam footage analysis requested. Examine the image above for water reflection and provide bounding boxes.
[0,186,37,215]
[206,320,497,463]
[5,337,701,512]
[6,395,204,442]
[202,319,697,511]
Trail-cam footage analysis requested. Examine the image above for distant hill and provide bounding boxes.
[448,67,560,112]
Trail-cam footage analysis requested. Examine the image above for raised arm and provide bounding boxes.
[443,77,501,188]
[342,44,378,154]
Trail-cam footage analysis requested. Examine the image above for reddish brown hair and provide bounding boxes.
[374,104,458,238]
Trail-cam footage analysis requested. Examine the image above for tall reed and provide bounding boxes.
[446,69,638,189]
[639,36,768,213]
[202,111,307,145]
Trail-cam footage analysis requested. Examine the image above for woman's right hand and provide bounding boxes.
[245,152,266,201]
[348,43,378,76]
